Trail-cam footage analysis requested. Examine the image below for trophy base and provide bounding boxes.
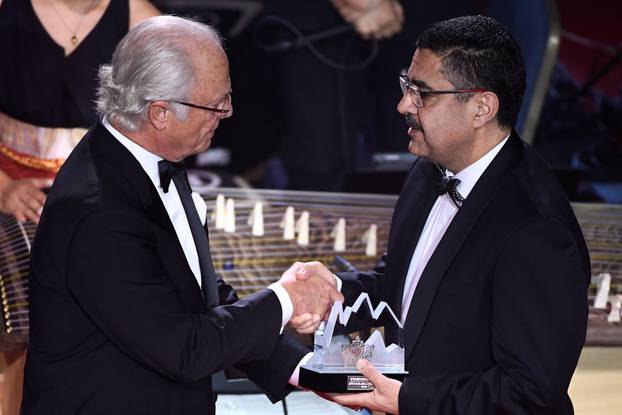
[299,366,408,393]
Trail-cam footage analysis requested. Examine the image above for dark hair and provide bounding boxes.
[416,15,525,128]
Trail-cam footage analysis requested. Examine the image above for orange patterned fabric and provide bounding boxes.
[0,150,56,180]
[0,144,63,175]
[0,112,86,179]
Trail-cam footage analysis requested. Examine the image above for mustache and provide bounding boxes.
[405,115,423,132]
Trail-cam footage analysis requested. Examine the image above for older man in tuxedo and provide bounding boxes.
[23,16,341,415]
[294,15,590,415]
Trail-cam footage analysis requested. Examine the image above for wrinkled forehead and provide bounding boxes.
[183,35,226,66]
[190,45,231,100]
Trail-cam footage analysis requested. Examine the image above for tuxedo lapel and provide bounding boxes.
[89,123,205,311]
[383,159,439,320]
[403,132,524,361]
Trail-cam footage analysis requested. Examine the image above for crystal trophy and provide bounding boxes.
[299,292,408,392]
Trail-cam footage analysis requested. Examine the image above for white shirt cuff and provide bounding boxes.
[334,274,342,292]
[288,352,313,388]
[267,283,293,328]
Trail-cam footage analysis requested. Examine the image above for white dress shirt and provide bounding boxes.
[400,133,510,323]
[102,120,293,326]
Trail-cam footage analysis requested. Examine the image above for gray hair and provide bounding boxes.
[96,16,222,131]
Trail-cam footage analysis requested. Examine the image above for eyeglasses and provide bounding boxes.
[399,75,486,108]
[172,94,232,118]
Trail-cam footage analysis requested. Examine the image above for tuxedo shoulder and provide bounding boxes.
[49,129,153,213]
[504,145,575,221]
[38,128,159,252]
[483,144,587,263]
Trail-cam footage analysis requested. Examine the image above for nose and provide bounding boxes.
[219,105,233,119]
[221,94,234,119]
[397,93,416,116]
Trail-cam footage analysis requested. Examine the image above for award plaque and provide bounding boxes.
[299,293,408,393]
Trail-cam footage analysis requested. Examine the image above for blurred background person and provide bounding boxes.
[257,0,478,191]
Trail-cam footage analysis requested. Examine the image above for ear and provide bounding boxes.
[147,101,170,130]
[473,91,499,128]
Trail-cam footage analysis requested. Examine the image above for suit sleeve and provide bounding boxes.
[216,272,310,402]
[217,278,240,305]
[237,333,310,402]
[338,254,387,304]
[66,210,284,383]
[398,218,588,415]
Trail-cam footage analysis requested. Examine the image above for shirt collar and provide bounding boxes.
[449,131,511,199]
[102,117,163,189]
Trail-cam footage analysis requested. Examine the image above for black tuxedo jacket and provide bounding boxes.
[24,123,307,415]
[340,131,590,415]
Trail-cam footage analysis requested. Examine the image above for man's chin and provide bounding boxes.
[197,137,212,153]
[187,143,211,159]
[407,129,426,154]
[407,138,423,156]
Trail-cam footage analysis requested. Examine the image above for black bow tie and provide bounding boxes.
[158,160,188,193]
[158,159,218,308]
[434,172,465,208]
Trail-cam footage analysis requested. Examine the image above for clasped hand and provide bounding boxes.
[277,261,343,328]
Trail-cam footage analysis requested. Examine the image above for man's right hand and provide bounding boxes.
[277,262,344,325]
[283,261,342,334]
[0,178,51,223]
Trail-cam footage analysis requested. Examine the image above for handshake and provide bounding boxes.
[276,261,342,333]
[276,262,403,414]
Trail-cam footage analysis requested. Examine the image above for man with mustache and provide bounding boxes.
[294,15,590,415]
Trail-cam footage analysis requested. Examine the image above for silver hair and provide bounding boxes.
[96,16,222,131]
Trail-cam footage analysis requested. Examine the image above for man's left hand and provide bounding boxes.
[327,359,401,414]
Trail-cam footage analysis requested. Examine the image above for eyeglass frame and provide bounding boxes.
[171,96,232,118]
[399,74,486,108]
